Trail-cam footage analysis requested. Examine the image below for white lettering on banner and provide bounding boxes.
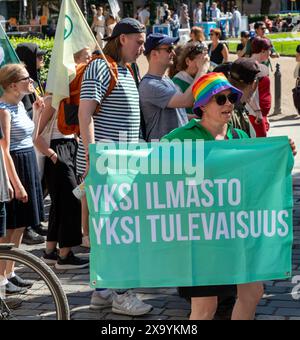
[91,210,290,246]
[189,214,201,241]
[216,213,230,240]
[201,213,215,240]
[201,180,214,207]
[88,179,290,246]
[277,210,289,237]
[145,179,241,209]
[89,185,102,213]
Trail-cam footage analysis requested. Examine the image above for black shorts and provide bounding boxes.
[0,202,6,238]
[178,284,237,299]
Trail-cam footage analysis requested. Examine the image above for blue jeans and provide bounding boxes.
[234,27,240,38]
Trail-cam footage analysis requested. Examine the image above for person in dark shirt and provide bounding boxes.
[208,28,229,66]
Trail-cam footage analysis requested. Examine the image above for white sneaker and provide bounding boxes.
[112,291,152,316]
[81,236,90,248]
[90,289,114,310]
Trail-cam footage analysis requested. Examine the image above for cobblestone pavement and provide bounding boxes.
[17,117,300,321]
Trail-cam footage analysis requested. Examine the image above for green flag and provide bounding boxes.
[86,137,294,289]
[0,24,20,68]
[0,24,20,95]
[46,0,98,109]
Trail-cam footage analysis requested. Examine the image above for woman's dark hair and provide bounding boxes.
[241,31,250,38]
[297,45,300,53]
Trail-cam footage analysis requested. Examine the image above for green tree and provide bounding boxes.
[260,0,272,14]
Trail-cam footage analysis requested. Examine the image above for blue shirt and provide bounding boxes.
[0,101,34,151]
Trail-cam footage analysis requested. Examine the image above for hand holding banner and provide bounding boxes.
[86,137,294,289]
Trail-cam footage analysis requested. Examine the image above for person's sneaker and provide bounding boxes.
[22,227,45,245]
[112,291,152,316]
[33,224,48,237]
[5,281,27,295]
[41,249,58,265]
[55,251,89,270]
[81,235,90,248]
[89,290,114,310]
[8,275,34,288]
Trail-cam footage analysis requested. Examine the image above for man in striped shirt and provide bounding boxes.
[77,18,153,317]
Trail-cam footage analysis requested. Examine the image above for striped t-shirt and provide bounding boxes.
[77,58,140,175]
[0,101,34,151]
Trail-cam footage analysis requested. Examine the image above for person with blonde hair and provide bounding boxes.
[190,26,206,44]
[0,64,45,295]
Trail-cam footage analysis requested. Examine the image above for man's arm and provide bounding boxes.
[168,55,210,108]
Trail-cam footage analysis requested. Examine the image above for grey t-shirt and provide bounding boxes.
[0,124,10,202]
[139,74,188,141]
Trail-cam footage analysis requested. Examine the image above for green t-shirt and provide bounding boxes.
[162,119,249,142]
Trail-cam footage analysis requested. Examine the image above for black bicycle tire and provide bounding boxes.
[0,247,70,320]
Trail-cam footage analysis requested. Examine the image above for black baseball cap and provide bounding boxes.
[103,18,145,41]
[37,48,46,56]
[230,59,260,84]
[144,33,179,56]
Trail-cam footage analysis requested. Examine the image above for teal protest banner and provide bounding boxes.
[85,137,294,289]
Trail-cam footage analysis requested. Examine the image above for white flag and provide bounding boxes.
[46,0,98,109]
[108,0,120,19]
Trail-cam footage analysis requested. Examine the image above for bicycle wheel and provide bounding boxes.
[0,245,70,320]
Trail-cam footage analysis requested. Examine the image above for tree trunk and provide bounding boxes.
[261,0,272,14]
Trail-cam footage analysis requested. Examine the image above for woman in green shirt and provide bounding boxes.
[163,72,262,320]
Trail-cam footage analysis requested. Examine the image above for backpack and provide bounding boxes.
[57,54,134,135]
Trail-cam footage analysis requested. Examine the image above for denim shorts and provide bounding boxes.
[0,202,6,238]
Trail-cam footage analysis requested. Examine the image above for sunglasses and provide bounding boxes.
[155,45,175,53]
[189,45,208,55]
[17,76,32,83]
[213,93,239,106]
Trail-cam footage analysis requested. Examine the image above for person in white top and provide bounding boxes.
[180,4,190,29]
[210,2,221,21]
[138,6,150,26]
[193,2,203,25]
[232,6,242,38]
[91,6,106,49]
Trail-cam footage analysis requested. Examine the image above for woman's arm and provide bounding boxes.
[222,44,229,63]
[78,100,97,177]
[0,109,28,202]
[0,145,14,200]
[34,96,57,163]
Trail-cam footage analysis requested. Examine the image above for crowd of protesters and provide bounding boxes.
[0,2,298,320]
